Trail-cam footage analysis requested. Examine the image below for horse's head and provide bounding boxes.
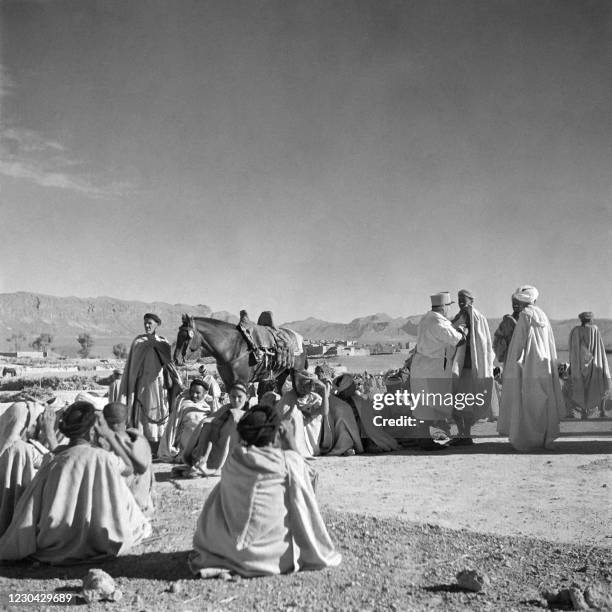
[173,314,203,365]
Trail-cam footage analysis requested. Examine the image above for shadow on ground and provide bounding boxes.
[394,439,612,455]
[0,550,193,581]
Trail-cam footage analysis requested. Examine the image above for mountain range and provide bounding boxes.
[0,292,610,357]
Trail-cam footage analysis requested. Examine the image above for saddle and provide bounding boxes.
[236,310,302,369]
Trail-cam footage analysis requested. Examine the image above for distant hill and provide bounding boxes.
[284,313,422,344]
[0,292,213,356]
[284,313,612,353]
[0,292,610,356]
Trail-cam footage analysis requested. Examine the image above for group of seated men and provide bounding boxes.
[157,365,405,481]
[0,399,153,564]
[0,374,348,576]
[4,352,497,573]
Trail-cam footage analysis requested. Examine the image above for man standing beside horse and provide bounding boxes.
[120,313,183,456]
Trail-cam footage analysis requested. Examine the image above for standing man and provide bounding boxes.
[410,292,467,450]
[497,286,564,451]
[108,368,124,403]
[569,312,610,419]
[492,298,522,365]
[450,290,496,445]
[120,313,183,456]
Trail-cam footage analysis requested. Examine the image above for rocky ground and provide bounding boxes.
[0,507,610,611]
[0,435,611,611]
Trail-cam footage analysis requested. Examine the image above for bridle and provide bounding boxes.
[177,317,204,361]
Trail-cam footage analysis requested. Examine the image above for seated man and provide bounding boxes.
[179,382,250,477]
[188,404,342,577]
[0,401,151,565]
[158,378,215,462]
[278,369,332,457]
[0,402,56,536]
[279,370,363,457]
[333,374,399,453]
[198,366,222,408]
[325,380,364,456]
[98,402,154,516]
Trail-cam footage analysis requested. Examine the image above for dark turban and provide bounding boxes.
[334,373,355,394]
[103,402,128,427]
[143,312,161,325]
[237,405,282,447]
[458,289,474,300]
[579,311,594,323]
[58,401,96,439]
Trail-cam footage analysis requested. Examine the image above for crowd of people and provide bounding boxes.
[0,295,608,576]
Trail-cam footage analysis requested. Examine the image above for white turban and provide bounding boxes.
[512,285,539,304]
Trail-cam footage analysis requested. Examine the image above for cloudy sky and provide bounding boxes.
[1,0,611,323]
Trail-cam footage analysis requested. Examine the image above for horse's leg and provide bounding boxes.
[216,363,238,390]
[218,356,251,389]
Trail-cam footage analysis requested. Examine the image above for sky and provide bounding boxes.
[1,0,611,323]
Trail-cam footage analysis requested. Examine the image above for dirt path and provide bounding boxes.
[158,437,612,547]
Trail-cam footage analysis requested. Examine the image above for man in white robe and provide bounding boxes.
[410,292,467,450]
[279,370,333,458]
[199,366,222,407]
[498,286,564,451]
[188,404,341,577]
[568,312,610,418]
[0,401,150,564]
[98,402,154,516]
[158,378,215,462]
[179,382,250,476]
[0,402,53,536]
[450,289,496,444]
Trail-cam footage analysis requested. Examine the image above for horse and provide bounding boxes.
[173,314,308,396]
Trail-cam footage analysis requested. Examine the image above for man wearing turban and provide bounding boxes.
[0,401,151,564]
[497,286,564,451]
[568,312,610,419]
[119,313,184,455]
[332,372,399,453]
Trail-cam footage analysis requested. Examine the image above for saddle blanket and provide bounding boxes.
[248,326,303,356]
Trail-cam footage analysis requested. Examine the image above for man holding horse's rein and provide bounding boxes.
[119,313,182,456]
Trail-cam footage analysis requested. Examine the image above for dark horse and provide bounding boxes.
[173,314,308,395]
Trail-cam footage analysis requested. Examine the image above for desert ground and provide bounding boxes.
[0,364,610,611]
[0,417,610,611]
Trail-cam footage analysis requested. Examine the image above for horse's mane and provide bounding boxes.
[191,316,239,331]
